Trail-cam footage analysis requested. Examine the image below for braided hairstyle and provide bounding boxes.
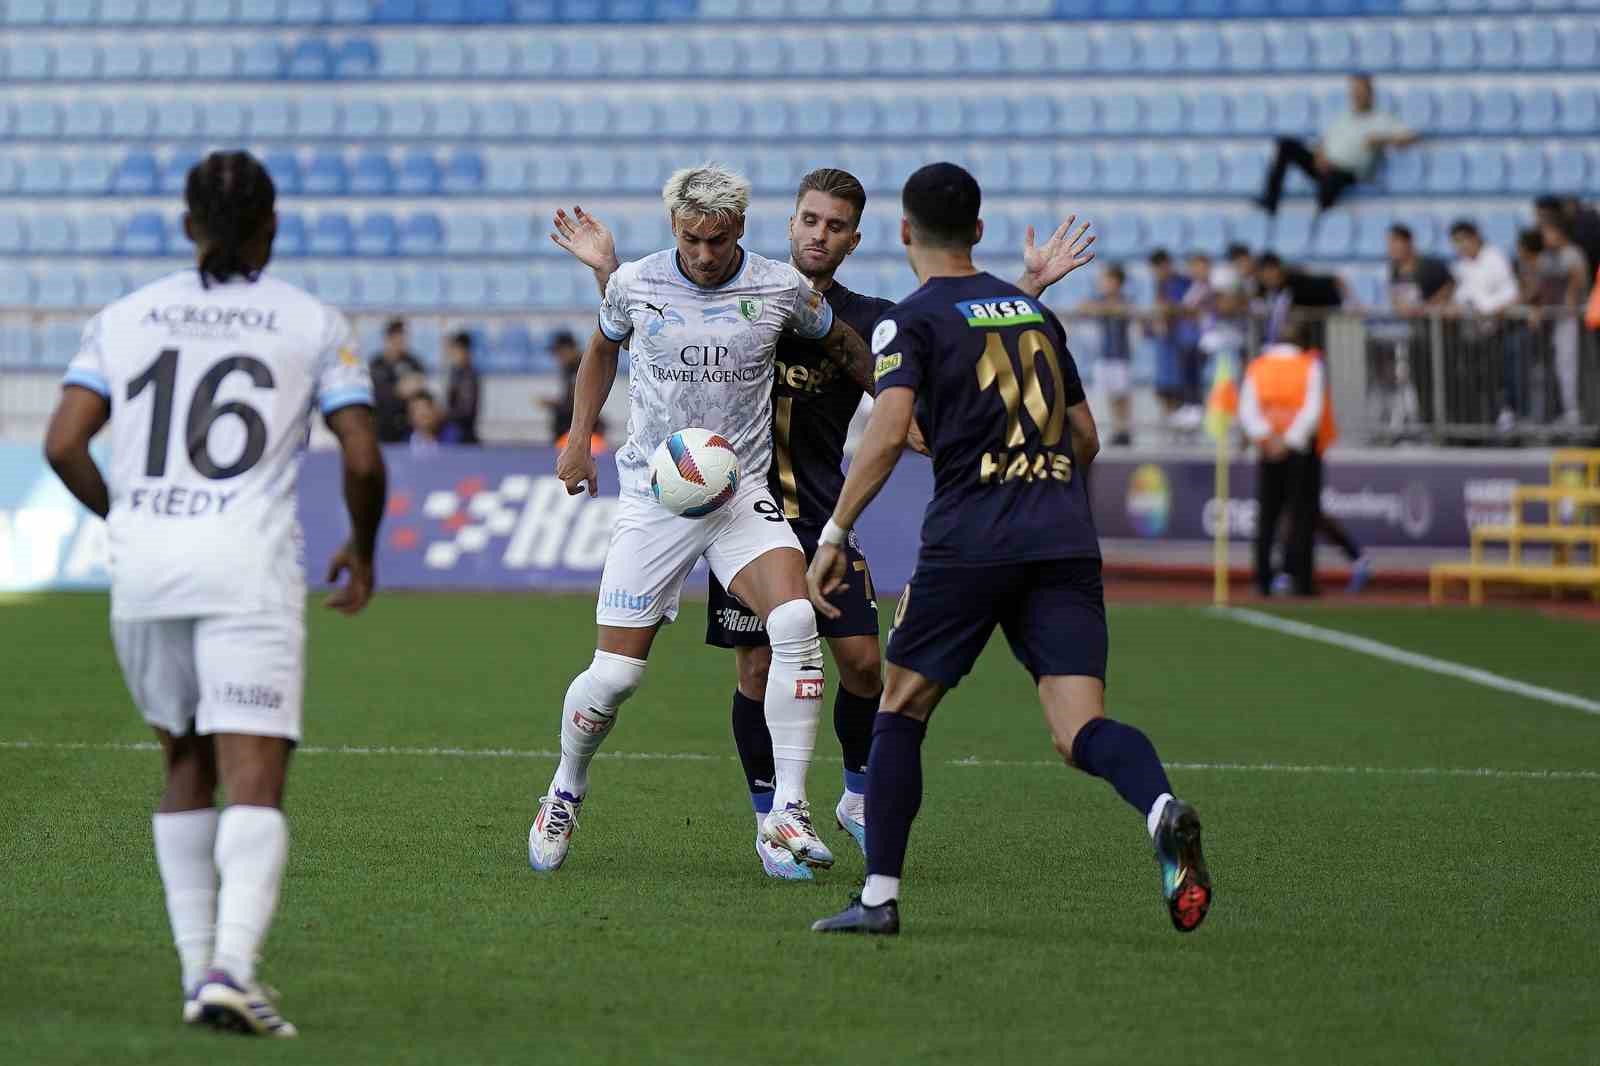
[185,151,276,289]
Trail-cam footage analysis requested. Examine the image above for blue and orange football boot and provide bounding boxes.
[1154,799,1212,933]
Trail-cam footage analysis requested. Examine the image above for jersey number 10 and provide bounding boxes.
[128,347,276,480]
[975,329,1066,447]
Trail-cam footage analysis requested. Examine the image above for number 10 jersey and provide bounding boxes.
[63,270,374,621]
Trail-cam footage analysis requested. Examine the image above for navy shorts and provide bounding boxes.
[886,557,1107,688]
[705,524,880,648]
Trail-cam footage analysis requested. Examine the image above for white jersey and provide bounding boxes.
[598,247,834,497]
[63,270,373,621]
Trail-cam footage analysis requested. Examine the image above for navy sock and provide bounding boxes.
[729,689,775,814]
[833,684,879,786]
[1069,717,1173,817]
[865,712,927,878]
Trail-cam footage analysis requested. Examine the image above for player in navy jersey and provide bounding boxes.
[550,172,1095,880]
[806,163,1211,936]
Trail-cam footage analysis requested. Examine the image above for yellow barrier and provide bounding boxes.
[1430,563,1600,606]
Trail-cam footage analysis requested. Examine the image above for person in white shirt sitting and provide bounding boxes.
[1256,74,1418,217]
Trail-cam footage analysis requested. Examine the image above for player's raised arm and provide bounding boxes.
[323,404,387,615]
[551,205,621,297]
[1016,216,1096,298]
[43,385,112,519]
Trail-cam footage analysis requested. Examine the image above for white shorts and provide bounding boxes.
[111,611,306,741]
[596,481,802,628]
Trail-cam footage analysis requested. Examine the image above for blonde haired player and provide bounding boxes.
[43,151,386,1036]
[529,164,876,874]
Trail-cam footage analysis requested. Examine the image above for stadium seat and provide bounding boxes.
[302,152,349,195]
[1102,94,1142,135]
[1001,29,1051,74]
[425,39,471,78]
[1560,87,1599,134]
[474,37,519,78]
[159,150,201,194]
[1189,214,1227,255]
[526,153,569,193]
[1184,27,1225,72]
[1478,89,1517,134]
[20,156,67,196]
[112,153,160,195]
[349,153,395,195]
[308,213,354,256]
[1275,91,1318,136]
[287,0,332,21]
[1425,146,1467,194]
[1189,94,1228,135]
[28,213,73,254]
[881,98,924,137]
[146,0,192,23]
[121,212,169,256]
[239,40,283,78]
[1479,25,1518,69]
[262,151,302,194]
[55,41,99,80]
[1227,26,1267,71]
[1397,26,1437,70]
[1147,95,1185,136]
[7,40,55,79]
[0,321,35,368]
[1436,88,1475,134]
[15,101,62,138]
[520,36,559,76]
[1312,26,1355,70]
[77,214,119,254]
[334,39,379,79]
[1100,151,1139,196]
[1521,89,1558,135]
[1549,145,1589,191]
[82,269,128,310]
[356,268,402,309]
[317,270,357,307]
[1437,24,1477,69]
[354,213,399,256]
[441,151,485,194]
[193,42,239,80]
[202,100,249,139]
[1519,23,1559,69]
[253,98,294,138]
[404,267,447,309]
[395,152,441,195]
[0,212,24,255]
[378,38,425,78]
[486,324,534,370]
[1562,24,1599,70]
[1223,146,1268,196]
[483,153,527,194]
[1506,146,1547,195]
[480,99,523,139]
[1270,27,1313,72]
[155,100,202,139]
[297,98,338,138]
[1465,148,1507,194]
[434,98,476,138]
[1144,153,1184,194]
[343,99,386,139]
[287,39,333,79]
[275,212,309,256]
[373,0,421,23]
[442,214,487,257]
[1354,24,1397,70]
[1380,148,1424,194]
[387,98,431,138]
[1186,148,1225,194]
[1232,92,1271,134]
[570,97,612,137]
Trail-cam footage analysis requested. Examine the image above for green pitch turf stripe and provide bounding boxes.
[4,740,1597,780]
[1215,607,1600,717]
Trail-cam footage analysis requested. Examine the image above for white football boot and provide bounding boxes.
[756,833,814,880]
[761,800,834,869]
[182,987,202,1025]
[834,791,867,856]
[195,970,297,1038]
[528,791,581,872]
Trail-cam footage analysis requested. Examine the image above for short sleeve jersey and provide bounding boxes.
[872,272,1098,565]
[598,248,833,498]
[769,280,892,526]
[63,270,373,621]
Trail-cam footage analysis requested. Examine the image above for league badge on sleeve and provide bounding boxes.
[871,319,897,353]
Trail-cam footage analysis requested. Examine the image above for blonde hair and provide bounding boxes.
[662,163,751,227]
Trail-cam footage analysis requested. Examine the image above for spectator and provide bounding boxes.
[1145,249,1200,426]
[1257,253,1346,349]
[1207,243,1255,353]
[1535,195,1600,276]
[1375,224,1452,433]
[407,391,464,455]
[443,330,481,444]
[1449,220,1522,431]
[1256,74,1418,217]
[1240,318,1326,598]
[1387,224,1454,313]
[1180,252,1216,419]
[1080,263,1134,445]
[1534,217,1588,426]
[541,329,582,446]
[369,318,427,444]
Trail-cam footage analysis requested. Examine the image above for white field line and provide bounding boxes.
[1214,606,1600,718]
[1,739,1595,781]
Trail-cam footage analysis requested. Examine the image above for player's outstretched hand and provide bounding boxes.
[557,444,599,497]
[806,543,849,620]
[325,543,375,616]
[1021,215,1097,292]
[550,205,619,274]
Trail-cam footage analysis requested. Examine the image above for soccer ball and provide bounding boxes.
[650,428,740,518]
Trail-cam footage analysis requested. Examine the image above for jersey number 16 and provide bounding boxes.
[128,347,276,480]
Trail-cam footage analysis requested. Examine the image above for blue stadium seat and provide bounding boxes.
[1519,23,1558,69]
[15,101,61,138]
[0,212,23,254]
[262,151,302,194]
[1354,24,1397,70]
[480,99,523,138]
[1097,28,1138,74]
[0,322,35,368]
[1380,147,1424,194]
[7,40,55,79]
[1002,29,1051,73]
[386,98,430,138]
[1520,88,1558,135]
[1465,148,1507,194]
[112,153,159,195]
[531,269,575,310]
[449,268,490,309]
[1098,211,1143,259]
[1436,88,1475,133]
[1049,94,1091,136]
[404,267,447,309]
[1226,26,1267,72]
[442,151,485,194]
[570,97,612,136]
[1100,151,1139,195]
[1270,26,1312,72]
[343,99,386,139]
[316,270,357,307]
[1189,94,1228,135]
[236,0,282,24]
[146,0,191,23]
[395,152,441,195]
[55,41,99,79]
[833,97,877,138]
[1559,88,1599,134]
[925,97,963,138]
[1141,28,1180,73]
[1147,95,1185,136]
[474,38,518,77]
[442,214,487,257]
[275,212,308,256]
[355,213,399,256]
[527,153,569,193]
[40,319,91,366]
[1425,146,1466,194]
[308,213,354,256]
[29,213,73,254]
[68,155,114,195]
[148,41,193,79]
[52,0,99,24]
[19,156,66,195]
[240,40,283,78]
[202,100,249,139]
[1354,214,1392,261]
[1223,146,1268,196]
[297,98,338,138]
[1312,26,1355,71]
[1549,145,1589,191]
[1397,26,1436,70]
[1232,92,1271,135]
[1144,153,1184,194]
[1183,26,1224,72]
[356,268,402,309]
[335,39,379,78]
[1506,146,1547,195]
[378,38,424,78]
[155,100,202,139]
[1102,93,1142,135]
[159,150,201,194]
[425,38,471,78]
[1275,90,1318,136]
[486,324,534,370]
[1478,89,1516,134]
[1437,24,1477,69]
[1145,214,1188,256]
[349,153,395,194]
[966,96,1008,138]
[524,97,565,137]
[287,39,333,79]
[1273,211,1316,259]
[77,214,119,254]
[1479,24,1517,69]
[303,152,349,195]
[82,269,128,310]
[190,0,241,21]
[194,42,238,79]
[1186,148,1225,194]
[1562,24,1599,70]
[1398,86,1434,132]
[485,153,528,194]
[961,32,1005,75]
[521,36,559,75]
[121,212,169,255]
[373,0,421,21]
[434,98,476,138]
[253,98,294,138]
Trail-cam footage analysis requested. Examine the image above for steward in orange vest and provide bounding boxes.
[1239,338,1326,597]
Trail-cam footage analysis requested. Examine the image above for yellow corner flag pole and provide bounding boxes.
[1204,353,1239,608]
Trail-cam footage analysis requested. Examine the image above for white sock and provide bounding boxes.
[861,874,900,907]
[763,599,825,809]
[551,650,645,799]
[211,805,289,986]
[1147,792,1175,839]
[153,808,219,993]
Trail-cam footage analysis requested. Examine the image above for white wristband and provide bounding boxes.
[820,519,850,546]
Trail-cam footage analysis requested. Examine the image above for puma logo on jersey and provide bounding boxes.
[644,301,669,319]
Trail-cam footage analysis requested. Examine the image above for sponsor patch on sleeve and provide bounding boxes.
[874,352,902,380]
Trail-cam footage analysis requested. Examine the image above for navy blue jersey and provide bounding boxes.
[872,271,1098,564]
[769,280,893,526]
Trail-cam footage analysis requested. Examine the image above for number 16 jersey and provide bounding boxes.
[63,270,374,621]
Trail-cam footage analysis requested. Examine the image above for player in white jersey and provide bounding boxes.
[528,164,877,874]
[42,152,387,1038]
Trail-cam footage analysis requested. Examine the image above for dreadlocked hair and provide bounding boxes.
[185,151,276,289]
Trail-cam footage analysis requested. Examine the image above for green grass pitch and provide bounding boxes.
[2,592,1597,1065]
